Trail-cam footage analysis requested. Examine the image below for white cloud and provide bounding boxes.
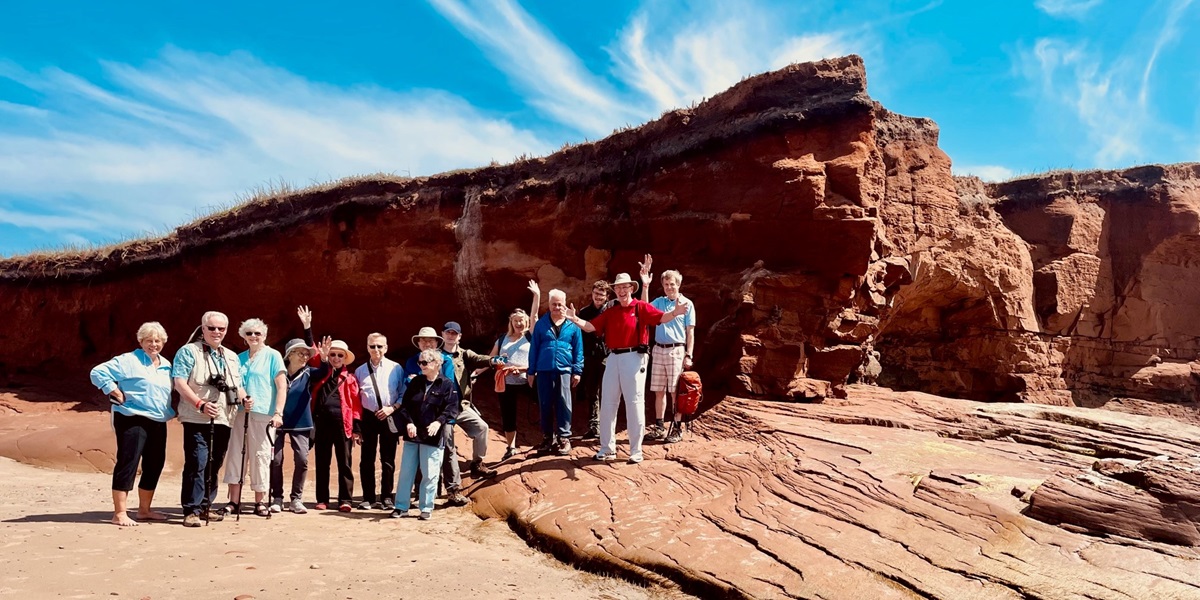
[429,0,860,130]
[1035,0,1103,18]
[427,0,640,138]
[0,47,553,245]
[953,165,1016,182]
[1015,0,1194,167]
[611,6,856,113]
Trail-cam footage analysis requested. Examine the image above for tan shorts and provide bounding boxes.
[650,345,685,392]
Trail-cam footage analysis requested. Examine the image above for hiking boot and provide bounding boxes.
[502,447,518,460]
[535,436,556,456]
[581,428,599,440]
[183,513,203,528]
[470,461,497,479]
[201,509,224,523]
[557,439,572,455]
[290,499,307,514]
[646,424,666,441]
[418,511,432,520]
[382,497,395,510]
[664,422,683,444]
[445,491,469,507]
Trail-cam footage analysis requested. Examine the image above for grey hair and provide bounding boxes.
[136,322,168,343]
[201,311,229,326]
[418,349,443,366]
[238,318,268,338]
[367,332,387,344]
[548,289,567,302]
[661,270,683,284]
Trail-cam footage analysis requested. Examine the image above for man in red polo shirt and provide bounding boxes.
[566,272,690,463]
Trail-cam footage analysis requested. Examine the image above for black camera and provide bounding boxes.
[206,374,239,405]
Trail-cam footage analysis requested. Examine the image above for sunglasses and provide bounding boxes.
[244,331,264,337]
[205,326,227,332]
[368,344,385,350]
[417,360,431,366]
[329,353,346,359]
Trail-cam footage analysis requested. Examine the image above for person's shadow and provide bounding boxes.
[4,509,183,524]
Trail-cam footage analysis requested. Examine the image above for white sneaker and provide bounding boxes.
[269,499,282,513]
[593,451,615,461]
[627,454,644,464]
[290,499,308,514]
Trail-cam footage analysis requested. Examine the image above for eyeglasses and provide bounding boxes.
[245,331,263,337]
[368,344,385,350]
[329,353,346,359]
[417,360,431,366]
[206,326,227,332]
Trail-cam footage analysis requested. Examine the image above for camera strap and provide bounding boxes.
[368,362,398,434]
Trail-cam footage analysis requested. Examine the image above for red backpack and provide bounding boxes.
[675,371,702,416]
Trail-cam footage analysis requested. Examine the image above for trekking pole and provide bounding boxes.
[236,399,250,522]
[202,410,215,526]
[263,422,275,520]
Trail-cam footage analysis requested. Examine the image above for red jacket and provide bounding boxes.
[309,364,362,439]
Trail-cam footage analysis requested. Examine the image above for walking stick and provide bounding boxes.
[202,411,215,526]
[236,399,250,522]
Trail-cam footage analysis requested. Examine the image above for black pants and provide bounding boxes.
[313,414,354,504]
[359,415,399,503]
[580,357,605,432]
[498,383,535,433]
[112,413,167,492]
[181,422,231,516]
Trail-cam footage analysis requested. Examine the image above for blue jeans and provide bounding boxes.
[536,372,573,440]
[181,422,231,516]
[394,441,443,513]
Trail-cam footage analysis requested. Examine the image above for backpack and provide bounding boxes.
[676,371,702,416]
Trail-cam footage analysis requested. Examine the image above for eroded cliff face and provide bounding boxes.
[0,55,931,407]
[879,164,1200,410]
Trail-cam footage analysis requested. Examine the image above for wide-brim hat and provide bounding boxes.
[412,326,445,348]
[610,272,640,295]
[283,338,309,359]
[329,340,355,364]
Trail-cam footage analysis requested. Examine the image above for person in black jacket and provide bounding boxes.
[391,349,460,520]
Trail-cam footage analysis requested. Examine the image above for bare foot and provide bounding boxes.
[112,513,139,527]
[136,510,169,521]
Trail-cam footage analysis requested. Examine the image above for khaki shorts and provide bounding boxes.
[649,345,685,392]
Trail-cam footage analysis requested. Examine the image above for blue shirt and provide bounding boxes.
[171,343,231,379]
[651,295,696,344]
[355,358,407,412]
[90,349,175,422]
[239,348,286,416]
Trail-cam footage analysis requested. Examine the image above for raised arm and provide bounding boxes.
[528,279,541,317]
[639,254,653,302]
[297,305,315,347]
[565,304,596,333]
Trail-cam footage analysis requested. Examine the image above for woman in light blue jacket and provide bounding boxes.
[89,322,174,527]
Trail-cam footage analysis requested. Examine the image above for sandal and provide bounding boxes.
[254,502,270,517]
[218,502,239,517]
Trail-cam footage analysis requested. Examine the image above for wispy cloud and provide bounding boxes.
[611,4,855,113]
[1016,0,1195,167]
[1035,0,1104,18]
[427,0,639,138]
[431,0,861,131]
[953,164,1016,182]
[0,47,552,252]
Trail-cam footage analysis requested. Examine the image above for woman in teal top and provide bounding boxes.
[222,317,287,517]
[89,321,174,527]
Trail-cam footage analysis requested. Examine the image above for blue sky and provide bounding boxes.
[1,0,1197,256]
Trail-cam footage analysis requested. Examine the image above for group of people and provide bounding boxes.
[89,255,696,527]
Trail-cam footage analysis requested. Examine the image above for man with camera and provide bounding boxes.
[173,311,250,527]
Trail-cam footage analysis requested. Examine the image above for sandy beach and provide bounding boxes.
[0,390,689,600]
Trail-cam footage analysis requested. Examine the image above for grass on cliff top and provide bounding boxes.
[2,172,413,266]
